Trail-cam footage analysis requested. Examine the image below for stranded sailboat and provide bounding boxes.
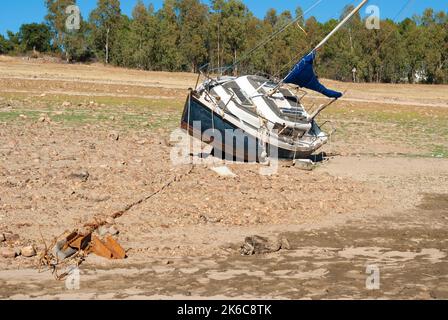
[181,0,368,161]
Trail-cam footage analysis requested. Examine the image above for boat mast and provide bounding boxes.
[313,0,369,51]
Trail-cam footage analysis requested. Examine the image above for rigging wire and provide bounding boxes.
[274,0,415,83]
[376,0,415,52]
[220,0,325,75]
[273,0,360,79]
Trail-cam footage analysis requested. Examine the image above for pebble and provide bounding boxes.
[98,225,109,237]
[69,170,90,182]
[0,233,5,242]
[108,226,119,236]
[21,246,36,257]
[1,247,19,259]
[105,217,115,225]
[62,101,71,108]
[4,233,20,242]
[109,131,120,141]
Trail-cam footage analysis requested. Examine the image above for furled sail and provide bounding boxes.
[283,51,343,99]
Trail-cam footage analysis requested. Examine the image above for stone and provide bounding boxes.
[109,131,120,141]
[1,247,18,259]
[210,166,237,178]
[240,235,291,256]
[68,170,89,182]
[62,101,71,108]
[293,159,316,171]
[108,226,119,236]
[4,233,20,242]
[105,217,115,225]
[21,246,36,257]
[98,225,109,237]
[0,233,5,242]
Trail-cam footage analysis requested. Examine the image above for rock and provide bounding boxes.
[109,131,120,141]
[98,225,109,237]
[105,217,115,225]
[199,214,222,224]
[210,166,237,178]
[68,170,89,182]
[135,139,147,145]
[0,233,5,242]
[62,101,71,108]
[109,116,115,121]
[240,235,291,256]
[4,233,20,242]
[293,159,316,171]
[21,246,36,257]
[1,247,18,259]
[108,226,119,236]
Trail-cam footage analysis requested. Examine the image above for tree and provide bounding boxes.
[156,0,182,71]
[64,19,93,62]
[18,23,52,52]
[1,2,446,84]
[220,0,249,74]
[89,0,122,64]
[0,35,13,54]
[128,1,158,69]
[45,0,76,51]
[45,0,91,61]
[176,0,209,72]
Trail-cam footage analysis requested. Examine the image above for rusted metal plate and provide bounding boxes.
[90,235,126,260]
[104,236,126,259]
[68,233,92,251]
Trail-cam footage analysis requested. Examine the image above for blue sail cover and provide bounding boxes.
[283,51,343,99]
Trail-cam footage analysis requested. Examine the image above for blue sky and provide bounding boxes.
[0,0,447,36]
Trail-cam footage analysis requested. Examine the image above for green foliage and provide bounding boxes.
[45,0,92,61]
[89,0,122,64]
[0,34,13,54]
[18,23,52,52]
[3,1,446,84]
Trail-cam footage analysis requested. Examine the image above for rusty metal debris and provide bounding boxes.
[89,235,126,259]
[39,165,195,281]
[39,231,126,280]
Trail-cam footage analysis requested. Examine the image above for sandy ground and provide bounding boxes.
[0,56,447,300]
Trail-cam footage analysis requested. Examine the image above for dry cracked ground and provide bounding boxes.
[0,55,447,299]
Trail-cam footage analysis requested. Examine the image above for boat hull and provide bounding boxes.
[180,94,316,161]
